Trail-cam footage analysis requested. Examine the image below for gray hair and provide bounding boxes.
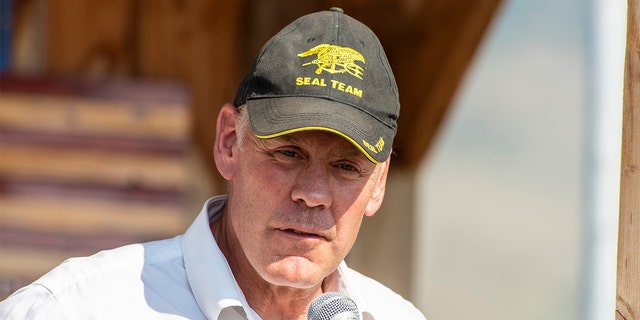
[235,105,250,150]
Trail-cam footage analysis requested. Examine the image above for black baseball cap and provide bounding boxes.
[233,7,399,163]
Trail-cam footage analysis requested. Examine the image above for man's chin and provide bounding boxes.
[262,257,326,289]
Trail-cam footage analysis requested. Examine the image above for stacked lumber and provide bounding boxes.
[0,74,193,298]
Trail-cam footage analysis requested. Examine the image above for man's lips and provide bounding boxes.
[287,228,315,236]
[277,227,328,240]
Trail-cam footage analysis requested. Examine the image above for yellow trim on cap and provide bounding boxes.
[254,126,382,164]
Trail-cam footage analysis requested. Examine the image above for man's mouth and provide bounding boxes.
[286,228,316,236]
[280,228,328,240]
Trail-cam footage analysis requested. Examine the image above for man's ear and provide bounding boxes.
[213,103,240,180]
[364,158,390,217]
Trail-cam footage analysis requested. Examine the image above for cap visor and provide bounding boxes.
[246,96,393,163]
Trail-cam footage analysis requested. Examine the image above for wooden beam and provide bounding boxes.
[616,1,640,319]
[390,0,503,168]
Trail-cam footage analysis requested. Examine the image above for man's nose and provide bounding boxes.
[291,163,333,209]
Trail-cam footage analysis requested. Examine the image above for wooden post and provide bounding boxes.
[616,0,640,319]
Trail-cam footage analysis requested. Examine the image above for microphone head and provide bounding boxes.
[307,292,360,320]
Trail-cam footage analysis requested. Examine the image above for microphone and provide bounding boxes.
[307,292,360,320]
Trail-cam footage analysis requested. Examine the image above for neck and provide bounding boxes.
[210,212,323,320]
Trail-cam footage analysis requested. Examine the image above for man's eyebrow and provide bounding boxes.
[340,148,366,159]
[278,135,301,143]
[256,135,297,147]
[264,134,306,145]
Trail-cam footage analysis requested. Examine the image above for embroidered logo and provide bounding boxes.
[297,44,365,80]
[362,137,385,154]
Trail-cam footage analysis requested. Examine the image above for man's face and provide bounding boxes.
[219,110,388,289]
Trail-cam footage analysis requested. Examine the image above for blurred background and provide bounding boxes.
[0,0,630,319]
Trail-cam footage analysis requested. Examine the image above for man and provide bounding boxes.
[0,8,426,319]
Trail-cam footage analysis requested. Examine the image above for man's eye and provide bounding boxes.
[278,149,299,158]
[337,163,358,172]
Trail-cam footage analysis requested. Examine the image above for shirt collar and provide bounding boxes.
[182,195,374,319]
[182,195,259,319]
[328,262,374,319]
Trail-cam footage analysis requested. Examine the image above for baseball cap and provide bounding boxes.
[233,7,399,163]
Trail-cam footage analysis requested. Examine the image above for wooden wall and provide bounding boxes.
[1,0,242,297]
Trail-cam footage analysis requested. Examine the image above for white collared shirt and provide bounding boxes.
[0,196,425,319]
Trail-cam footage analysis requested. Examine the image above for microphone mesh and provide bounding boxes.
[307,292,360,320]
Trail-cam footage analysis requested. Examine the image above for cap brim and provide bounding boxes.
[246,97,393,163]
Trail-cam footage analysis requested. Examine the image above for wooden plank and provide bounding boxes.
[0,74,191,104]
[0,91,190,142]
[0,144,188,192]
[0,194,189,237]
[616,1,640,319]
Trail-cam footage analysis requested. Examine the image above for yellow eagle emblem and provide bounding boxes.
[297,44,365,80]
